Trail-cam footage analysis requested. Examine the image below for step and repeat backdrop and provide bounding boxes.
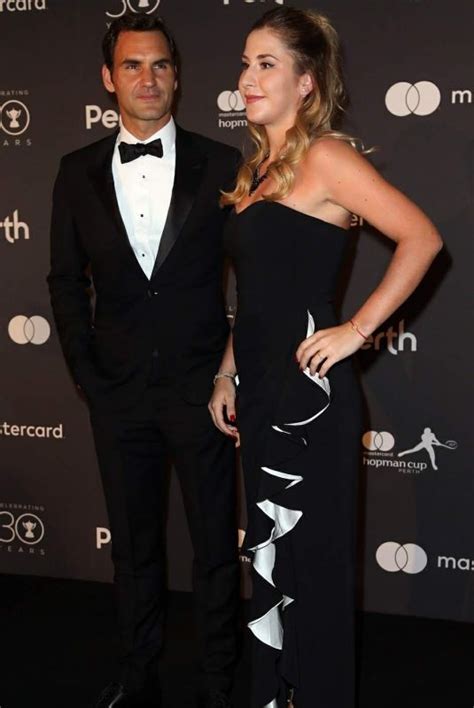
[1,0,472,622]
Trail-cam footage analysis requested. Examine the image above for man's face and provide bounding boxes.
[102,30,177,133]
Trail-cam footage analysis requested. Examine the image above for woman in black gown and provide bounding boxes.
[209,7,442,708]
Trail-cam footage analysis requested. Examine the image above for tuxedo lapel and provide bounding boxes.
[152,127,207,277]
[87,133,148,282]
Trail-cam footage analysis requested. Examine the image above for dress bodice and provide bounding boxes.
[225,201,351,393]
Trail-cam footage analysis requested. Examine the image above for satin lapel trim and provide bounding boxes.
[87,135,148,284]
[152,131,207,276]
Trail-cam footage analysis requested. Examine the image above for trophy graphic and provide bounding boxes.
[6,107,22,129]
[22,520,37,539]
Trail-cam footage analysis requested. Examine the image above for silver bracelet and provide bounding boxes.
[213,372,236,386]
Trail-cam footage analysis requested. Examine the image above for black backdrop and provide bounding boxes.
[1,0,473,623]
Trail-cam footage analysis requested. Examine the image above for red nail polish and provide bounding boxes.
[230,414,236,422]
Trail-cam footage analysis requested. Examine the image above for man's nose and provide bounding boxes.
[142,66,157,85]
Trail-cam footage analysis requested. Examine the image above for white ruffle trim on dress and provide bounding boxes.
[247,310,332,705]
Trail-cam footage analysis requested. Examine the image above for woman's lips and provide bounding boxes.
[245,95,264,104]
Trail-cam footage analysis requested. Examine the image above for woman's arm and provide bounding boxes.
[296,138,443,377]
[208,332,239,443]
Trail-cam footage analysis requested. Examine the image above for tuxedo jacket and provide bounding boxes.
[47,126,240,411]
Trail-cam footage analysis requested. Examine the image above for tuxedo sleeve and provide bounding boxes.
[47,158,95,385]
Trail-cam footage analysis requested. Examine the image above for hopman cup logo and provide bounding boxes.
[363,428,458,474]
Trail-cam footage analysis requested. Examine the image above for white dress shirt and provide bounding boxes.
[112,117,177,279]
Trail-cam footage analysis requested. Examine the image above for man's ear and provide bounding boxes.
[102,64,115,94]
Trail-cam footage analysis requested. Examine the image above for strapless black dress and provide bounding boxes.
[225,201,363,708]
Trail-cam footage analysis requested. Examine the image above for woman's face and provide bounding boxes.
[239,28,313,130]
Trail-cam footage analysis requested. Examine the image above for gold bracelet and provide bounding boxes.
[349,318,369,341]
[213,372,236,386]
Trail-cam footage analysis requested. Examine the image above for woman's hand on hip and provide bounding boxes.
[295,322,364,378]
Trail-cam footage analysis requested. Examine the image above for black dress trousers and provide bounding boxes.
[90,369,239,694]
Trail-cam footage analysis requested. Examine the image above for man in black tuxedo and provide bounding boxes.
[48,13,240,708]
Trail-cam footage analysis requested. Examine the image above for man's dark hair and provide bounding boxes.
[102,12,178,70]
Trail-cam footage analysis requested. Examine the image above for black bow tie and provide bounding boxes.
[118,138,163,163]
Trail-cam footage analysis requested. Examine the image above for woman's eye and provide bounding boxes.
[240,61,249,70]
[261,62,274,69]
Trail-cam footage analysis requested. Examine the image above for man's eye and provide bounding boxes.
[126,64,138,70]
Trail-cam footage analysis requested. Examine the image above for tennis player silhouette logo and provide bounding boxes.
[397,427,457,470]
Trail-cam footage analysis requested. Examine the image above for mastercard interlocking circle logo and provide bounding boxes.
[217,90,245,112]
[8,315,50,345]
[362,430,395,452]
[385,81,441,116]
[376,542,428,574]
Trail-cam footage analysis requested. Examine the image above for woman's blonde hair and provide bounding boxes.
[221,6,361,206]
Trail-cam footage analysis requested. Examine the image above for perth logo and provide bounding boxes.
[0,0,46,11]
[376,542,428,574]
[217,89,247,131]
[362,427,457,474]
[96,527,111,549]
[385,81,441,116]
[0,99,30,136]
[1,210,29,243]
[106,0,161,18]
[85,105,119,131]
[360,319,416,355]
[8,315,50,345]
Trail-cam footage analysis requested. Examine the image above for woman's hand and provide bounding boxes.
[295,321,365,378]
[208,377,240,447]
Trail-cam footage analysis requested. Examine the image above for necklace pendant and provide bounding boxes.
[249,171,268,196]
